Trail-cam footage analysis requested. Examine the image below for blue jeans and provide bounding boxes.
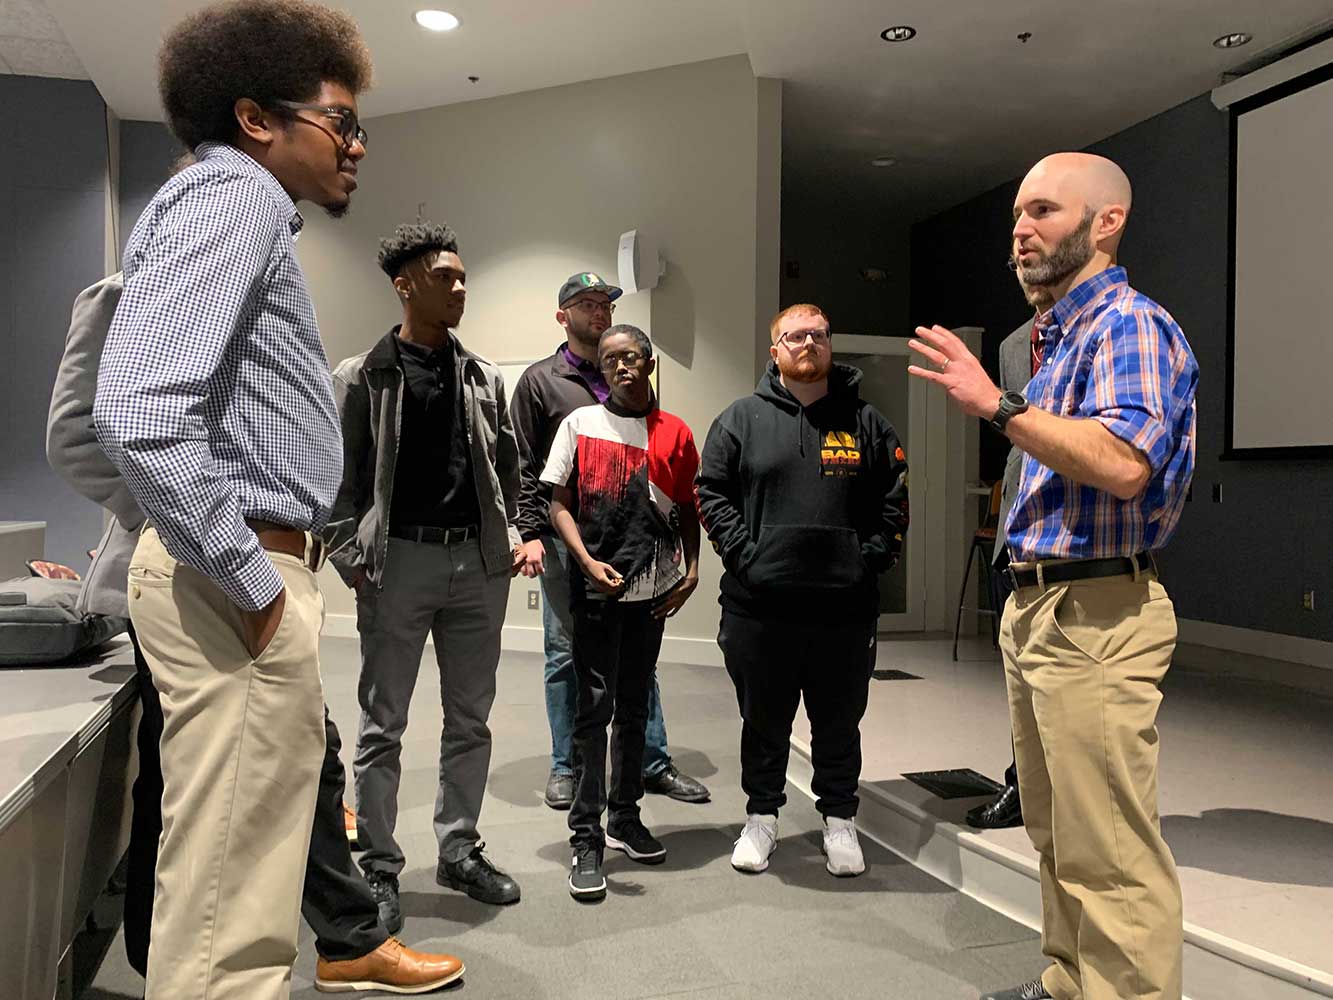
[540,537,671,777]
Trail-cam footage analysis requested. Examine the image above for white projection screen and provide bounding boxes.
[1228,65,1333,456]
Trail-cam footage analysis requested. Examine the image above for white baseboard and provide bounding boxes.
[1176,618,1333,672]
[323,614,725,667]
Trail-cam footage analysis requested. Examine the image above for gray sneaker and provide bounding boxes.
[544,770,575,810]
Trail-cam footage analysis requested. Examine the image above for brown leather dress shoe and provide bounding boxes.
[315,937,464,994]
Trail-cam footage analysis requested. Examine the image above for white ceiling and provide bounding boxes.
[0,0,85,78]
[37,0,1333,221]
[43,0,747,120]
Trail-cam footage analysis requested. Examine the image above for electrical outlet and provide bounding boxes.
[527,590,540,611]
[1211,482,1223,503]
[1303,589,1316,612]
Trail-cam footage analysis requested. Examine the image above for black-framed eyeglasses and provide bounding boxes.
[566,298,615,316]
[599,350,646,372]
[778,328,830,348]
[273,100,368,148]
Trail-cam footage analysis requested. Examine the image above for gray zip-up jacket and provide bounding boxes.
[45,272,145,619]
[324,328,522,589]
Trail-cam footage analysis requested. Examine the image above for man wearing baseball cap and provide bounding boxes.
[511,273,710,810]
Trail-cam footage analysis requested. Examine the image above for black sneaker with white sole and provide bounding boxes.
[568,844,606,900]
[605,818,666,864]
[980,978,1053,1000]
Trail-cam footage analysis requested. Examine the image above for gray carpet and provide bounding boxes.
[82,636,1042,999]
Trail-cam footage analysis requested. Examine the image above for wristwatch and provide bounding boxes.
[989,390,1029,433]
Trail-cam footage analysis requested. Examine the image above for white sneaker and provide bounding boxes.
[822,816,865,876]
[731,814,778,872]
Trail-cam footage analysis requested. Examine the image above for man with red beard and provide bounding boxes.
[696,303,908,877]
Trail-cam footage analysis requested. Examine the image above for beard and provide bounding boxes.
[1017,209,1095,288]
[776,347,831,384]
[564,313,604,351]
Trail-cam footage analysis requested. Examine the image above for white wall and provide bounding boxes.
[296,55,780,651]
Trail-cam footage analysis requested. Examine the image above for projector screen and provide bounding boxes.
[1228,64,1333,456]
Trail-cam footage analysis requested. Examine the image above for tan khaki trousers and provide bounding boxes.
[999,567,1183,1000]
[128,526,326,1000]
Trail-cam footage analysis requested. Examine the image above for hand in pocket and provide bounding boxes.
[239,587,287,659]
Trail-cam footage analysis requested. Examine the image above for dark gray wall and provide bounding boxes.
[0,77,109,572]
[911,93,1333,640]
[780,183,911,337]
[118,120,182,247]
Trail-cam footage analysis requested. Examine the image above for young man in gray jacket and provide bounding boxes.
[327,223,526,928]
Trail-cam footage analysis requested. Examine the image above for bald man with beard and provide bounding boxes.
[909,153,1198,1000]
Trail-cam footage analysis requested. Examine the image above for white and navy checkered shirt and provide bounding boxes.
[95,143,342,610]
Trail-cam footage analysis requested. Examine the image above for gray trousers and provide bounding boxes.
[353,536,510,872]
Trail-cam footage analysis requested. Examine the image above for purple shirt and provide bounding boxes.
[561,344,610,403]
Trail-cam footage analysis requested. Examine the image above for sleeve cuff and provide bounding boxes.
[224,549,285,611]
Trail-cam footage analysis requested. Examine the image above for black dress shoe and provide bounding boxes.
[643,764,710,803]
[980,978,1052,999]
[364,870,403,935]
[437,843,521,905]
[544,770,575,810]
[967,785,1023,829]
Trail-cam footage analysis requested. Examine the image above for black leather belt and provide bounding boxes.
[390,523,478,545]
[1006,552,1154,591]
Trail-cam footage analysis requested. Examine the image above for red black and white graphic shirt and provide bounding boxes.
[540,400,699,603]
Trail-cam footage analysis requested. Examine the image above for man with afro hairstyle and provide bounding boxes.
[95,2,384,997]
[327,222,528,926]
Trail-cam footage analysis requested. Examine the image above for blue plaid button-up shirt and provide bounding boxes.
[1005,266,1198,563]
[94,143,342,610]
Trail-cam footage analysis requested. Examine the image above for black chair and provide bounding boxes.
[953,482,1002,661]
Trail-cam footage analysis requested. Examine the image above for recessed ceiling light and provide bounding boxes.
[414,9,460,32]
[1213,31,1252,49]
[870,156,896,168]
[880,25,916,42]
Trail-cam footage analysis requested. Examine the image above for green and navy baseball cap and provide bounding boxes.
[558,271,623,307]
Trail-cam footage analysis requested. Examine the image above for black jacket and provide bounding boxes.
[511,344,603,542]
[696,361,909,621]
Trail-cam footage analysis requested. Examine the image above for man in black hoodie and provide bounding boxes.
[697,303,908,878]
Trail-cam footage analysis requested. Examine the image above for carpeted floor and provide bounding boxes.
[81,636,1042,1000]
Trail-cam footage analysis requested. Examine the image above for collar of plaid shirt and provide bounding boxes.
[1004,265,1199,564]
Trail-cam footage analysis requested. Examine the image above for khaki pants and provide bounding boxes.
[128,526,326,1000]
[1000,567,1183,1000]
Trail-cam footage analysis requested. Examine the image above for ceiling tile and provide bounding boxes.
[0,0,68,42]
[0,36,87,79]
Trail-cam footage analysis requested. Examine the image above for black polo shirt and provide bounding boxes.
[388,330,481,530]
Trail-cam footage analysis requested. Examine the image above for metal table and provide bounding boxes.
[0,638,139,1000]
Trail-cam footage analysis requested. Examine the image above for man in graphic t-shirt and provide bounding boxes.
[540,323,701,902]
